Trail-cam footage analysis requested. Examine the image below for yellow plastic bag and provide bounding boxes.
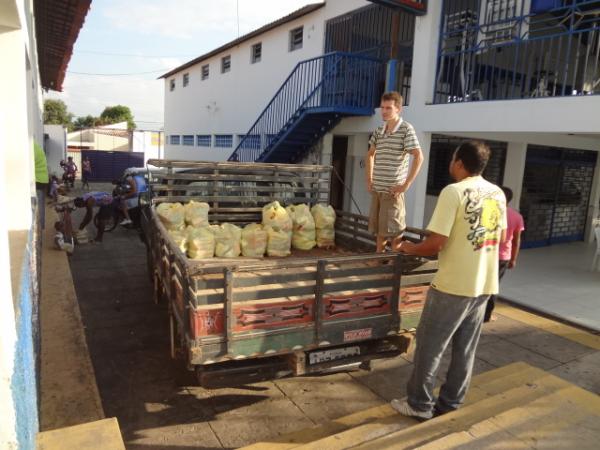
[156,202,185,230]
[168,228,188,253]
[212,223,242,257]
[262,201,292,233]
[241,223,267,257]
[265,226,292,257]
[286,204,316,250]
[311,204,336,248]
[187,226,215,259]
[184,201,210,227]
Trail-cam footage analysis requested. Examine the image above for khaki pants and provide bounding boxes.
[368,191,406,237]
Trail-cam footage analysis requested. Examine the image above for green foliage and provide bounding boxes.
[72,115,101,131]
[100,105,136,130]
[43,99,73,128]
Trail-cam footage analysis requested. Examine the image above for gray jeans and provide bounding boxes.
[407,288,489,414]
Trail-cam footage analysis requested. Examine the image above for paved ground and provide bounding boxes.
[61,183,600,450]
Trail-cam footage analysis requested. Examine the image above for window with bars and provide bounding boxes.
[201,64,209,80]
[221,55,231,73]
[251,43,262,63]
[215,134,233,148]
[238,134,261,149]
[197,135,211,147]
[182,135,194,146]
[289,26,303,51]
[426,135,507,195]
[183,73,189,87]
[169,135,180,145]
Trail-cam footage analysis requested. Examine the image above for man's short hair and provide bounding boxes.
[454,140,491,175]
[381,91,403,108]
[501,186,513,203]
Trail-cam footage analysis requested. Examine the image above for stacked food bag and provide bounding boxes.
[156,199,336,259]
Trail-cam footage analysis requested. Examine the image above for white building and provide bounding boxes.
[162,0,600,248]
[0,1,89,448]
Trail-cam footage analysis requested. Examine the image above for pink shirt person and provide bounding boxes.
[498,206,525,263]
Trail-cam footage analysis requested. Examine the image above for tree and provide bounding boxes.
[72,115,101,131]
[43,99,73,128]
[100,105,136,130]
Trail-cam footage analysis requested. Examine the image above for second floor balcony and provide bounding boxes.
[434,0,600,104]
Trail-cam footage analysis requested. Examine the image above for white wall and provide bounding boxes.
[44,124,66,176]
[163,0,370,160]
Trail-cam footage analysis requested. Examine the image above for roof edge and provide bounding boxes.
[158,2,325,80]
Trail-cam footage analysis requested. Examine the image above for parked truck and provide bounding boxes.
[141,159,437,387]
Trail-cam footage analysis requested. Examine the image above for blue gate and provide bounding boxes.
[80,150,145,182]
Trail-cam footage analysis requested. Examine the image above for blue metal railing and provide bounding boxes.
[229,52,384,162]
[434,0,600,103]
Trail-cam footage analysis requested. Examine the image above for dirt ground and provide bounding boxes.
[59,183,600,450]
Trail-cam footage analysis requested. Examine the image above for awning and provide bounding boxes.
[34,0,92,91]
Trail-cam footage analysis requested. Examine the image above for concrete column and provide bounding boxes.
[503,142,528,210]
[320,133,333,166]
[0,29,33,231]
[405,131,431,228]
[586,155,600,243]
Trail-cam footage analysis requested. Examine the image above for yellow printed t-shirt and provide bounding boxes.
[428,176,507,297]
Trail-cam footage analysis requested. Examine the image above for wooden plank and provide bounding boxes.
[37,418,125,450]
[152,184,331,194]
[152,195,323,204]
[147,158,332,173]
[153,172,325,183]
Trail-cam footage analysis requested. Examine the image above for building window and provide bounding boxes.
[289,26,303,51]
[221,55,231,73]
[201,64,209,80]
[169,135,180,145]
[182,135,194,146]
[251,43,262,63]
[215,135,233,148]
[183,73,189,87]
[169,79,175,91]
[238,134,261,149]
[197,135,211,147]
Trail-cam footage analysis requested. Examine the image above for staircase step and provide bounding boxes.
[240,362,533,450]
[355,368,600,449]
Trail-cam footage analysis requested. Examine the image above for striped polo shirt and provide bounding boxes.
[369,119,420,193]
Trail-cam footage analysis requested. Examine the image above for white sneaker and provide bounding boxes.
[390,399,433,420]
[120,219,132,225]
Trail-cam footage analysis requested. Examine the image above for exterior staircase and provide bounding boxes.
[241,362,600,449]
[229,52,384,163]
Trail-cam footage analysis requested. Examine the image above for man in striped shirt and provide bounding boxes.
[366,91,424,252]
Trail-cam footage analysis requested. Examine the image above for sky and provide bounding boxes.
[47,0,317,130]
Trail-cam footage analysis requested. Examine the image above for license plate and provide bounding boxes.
[308,346,360,365]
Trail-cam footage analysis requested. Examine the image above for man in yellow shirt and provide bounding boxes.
[392,140,507,420]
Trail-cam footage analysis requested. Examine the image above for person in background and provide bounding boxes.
[82,156,92,190]
[73,191,114,243]
[484,186,525,322]
[392,140,507,420]
[65,156,77,187]
[119,172,148,226]
[33,142,49,229]
[365,91,423,253]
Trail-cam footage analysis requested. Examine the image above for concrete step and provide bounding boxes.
[240,362,533,450]
[37,417,125,450]
[355,367,600,449]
